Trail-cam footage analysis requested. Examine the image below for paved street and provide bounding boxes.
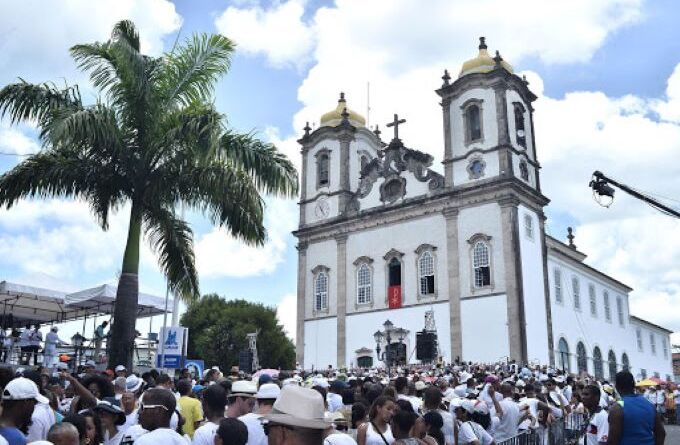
[665,424,680,443]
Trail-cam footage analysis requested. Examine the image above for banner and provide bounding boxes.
[184,359,205,380]
[157,326,188,369]
[388,285,402,309]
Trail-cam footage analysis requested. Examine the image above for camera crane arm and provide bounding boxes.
[589,171,680,218]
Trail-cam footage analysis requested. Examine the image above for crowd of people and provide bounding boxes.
[0,360,674,445]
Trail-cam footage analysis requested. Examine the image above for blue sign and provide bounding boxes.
[156,354,183,369]
[184,359,205,380]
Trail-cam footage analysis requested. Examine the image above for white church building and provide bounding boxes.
[292,38,674,381]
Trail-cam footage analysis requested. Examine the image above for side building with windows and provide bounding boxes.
[293,38,674,379]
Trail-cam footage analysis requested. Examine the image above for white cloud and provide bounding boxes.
[0,199,160,281]
[215,0,314,69]
[0,123,40,156]
[194,198,297,278]
[236,0,680,337]
[276,293,297,342]
[0,0,182,87]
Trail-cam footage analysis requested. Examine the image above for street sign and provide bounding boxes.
[157,326,188,369]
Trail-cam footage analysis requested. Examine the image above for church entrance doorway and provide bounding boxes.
[357,356,373,368]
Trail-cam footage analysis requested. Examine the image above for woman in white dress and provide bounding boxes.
[357,396,396,445]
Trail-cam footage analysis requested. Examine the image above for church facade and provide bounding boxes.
[292,39,674,380]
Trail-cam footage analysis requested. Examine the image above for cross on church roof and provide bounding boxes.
[386,113,406,141]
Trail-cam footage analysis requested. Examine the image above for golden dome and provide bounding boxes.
[320,93,366,128]
[459,37,513,78]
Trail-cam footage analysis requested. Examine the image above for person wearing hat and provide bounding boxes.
[115,366,127,378]
[328,380,348,413]
[239,383,280,445]
[44,327,69,370]
[134,388,186,445]
[0,377,48,445]
[264,385,332,445]
[83,360,97,375]
[323,412,355,445]
[93,401,126,445]
[453,399,493,445]
[226,381,257,418]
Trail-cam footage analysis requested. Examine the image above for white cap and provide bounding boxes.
[282,378,299,387]
[2,377,49,404]
[84,360,96,367]
[256,383,281,399]
[56,362,69,371]
[115,365,126,372]
[126,375,143,392]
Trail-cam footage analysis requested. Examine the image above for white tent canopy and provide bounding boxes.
[64,284,173,318]
[0,280,172,326]
[0,281,68,325]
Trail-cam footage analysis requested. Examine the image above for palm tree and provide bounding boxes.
[0,21,298,369]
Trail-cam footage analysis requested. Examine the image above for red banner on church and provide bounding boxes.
[388,285,402,309]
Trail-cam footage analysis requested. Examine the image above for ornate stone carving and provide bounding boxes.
[354,138,444,207]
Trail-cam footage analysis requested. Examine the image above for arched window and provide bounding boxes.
[317,152,330,188]
[465,104,482,142]
[557,338,570,372]
[577,342,588,374]
[514,102,527,147]
[473,241,491,288]
[593,346,604,379]
[356,263,372,305]
[418,251,435,296]
[608,350,617,381]
[314,271,329,312]
[621,353,630,371]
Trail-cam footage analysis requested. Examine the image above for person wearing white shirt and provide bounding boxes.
[582,385,609,445]
[26,400,56,442]
[490,384,523,442]
[134,389,188,445]
[44,327,68,369]
[453,400,493,445]
[94,401,128,445]
[327,381,347,413]
[239,383,279,445]
[192,384,227,445]
[18,325,32,365]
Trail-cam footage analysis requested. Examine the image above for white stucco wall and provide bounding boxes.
[548,254,672,379]
[450,88,499,156]
[629,320,674,380]
[344,302,451,366]
[304,317,337,370]
[457,203,506,297]
[505,89,535,159]
[345,214,448,312]
[518,205,550,364]
[306,239,337,319]
[461,294,509,362]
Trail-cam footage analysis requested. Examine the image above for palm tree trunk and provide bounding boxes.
[107,204,142,369]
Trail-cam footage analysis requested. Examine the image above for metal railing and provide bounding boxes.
[497,413,588,445]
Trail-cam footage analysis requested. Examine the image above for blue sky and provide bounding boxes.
[1,0,680,343]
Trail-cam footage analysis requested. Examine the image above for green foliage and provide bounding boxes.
[0,20,298,368]
[181,294,295,370]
